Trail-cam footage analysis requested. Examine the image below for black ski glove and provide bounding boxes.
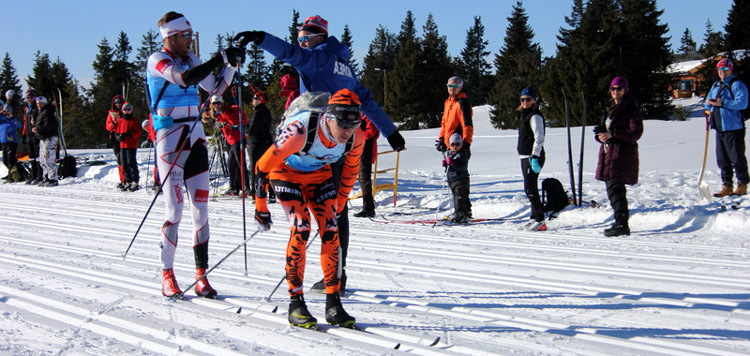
[435,138,447,152]
[387,130,405,151]
[234,31,266,47]
[464,142,471,159]
[254,209,273,231]
[223,47,246,67]
[120,132,131,139]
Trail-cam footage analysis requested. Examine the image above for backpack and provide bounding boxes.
[715,77,750,121]
[541,178,570,213]
[10,162,28,182]
[58,155,77,178]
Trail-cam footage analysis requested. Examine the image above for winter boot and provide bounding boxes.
[353,209,375,218]
[604,224,630,237]
[288,295,317,328]
[731,182,747,196]
[128,182,140,192]
[161,268,182,297]
[325,293,355,328]
[524,220,547,231]
[194,268,217,299]
[43,179,58,187]
[714,183,733,198]
[451,214,471,224]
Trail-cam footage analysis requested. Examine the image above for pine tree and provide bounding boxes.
[490,1,542,129]
[339,25,360,76]
[133,29,160,120]
[0,53,22,96]
[88,37,121,148]
[420,13,454,128]
[724,0,750,51]
[245,45,270,89]
[360,25,397,108]
[112,32,133,101]
[699,19,725,58]
[387,11,424,128]
[458,16,492,105]
[26,51,55,99]
[288,9,301,44]
[678,28,697,55]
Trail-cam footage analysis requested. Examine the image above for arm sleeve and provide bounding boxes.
[336,128,366,213]
[458,98,474,144]
[530,114,545,157]
[259,33,324,73]
[724,80,749,111]
[105,112,116,132]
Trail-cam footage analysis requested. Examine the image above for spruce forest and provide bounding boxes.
[0,0,748,148]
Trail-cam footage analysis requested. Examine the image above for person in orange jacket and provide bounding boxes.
[436,76,473,157]
[253,89,364,329]
[115,102,142,191]
[105,95,127,189]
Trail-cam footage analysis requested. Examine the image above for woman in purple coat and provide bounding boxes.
[594,76,644,237]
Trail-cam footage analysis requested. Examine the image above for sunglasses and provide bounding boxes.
[211,102,222,105]
[336,120,361,129]
[114,101,122,104]
[176,31,193,39]
[447,84,461,89]
[297,33,325,44]
[122,108,133,112]
[450,143,461,146]
[252,97,260,100]
[610,86,625,91]
[718,66,731,71]
[520,97,534,103]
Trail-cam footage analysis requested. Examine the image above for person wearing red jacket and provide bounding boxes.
[353,115,379,218]
[105,95,127,189]
[280,73,300,110]
[115,102,143,191]
[213,95,249,195]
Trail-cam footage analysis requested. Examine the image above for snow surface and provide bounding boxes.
[1,97,748,355]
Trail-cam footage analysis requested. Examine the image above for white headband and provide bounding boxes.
[159,16,192,39]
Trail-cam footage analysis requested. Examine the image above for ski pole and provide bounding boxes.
[578,92,586,207]
[176,227,263,300]
[233,43,250,276]
[265,232,319,302]
[432,150,451,228]
[123,68,228,260]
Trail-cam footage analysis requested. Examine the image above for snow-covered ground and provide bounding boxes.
[1,97,748,355]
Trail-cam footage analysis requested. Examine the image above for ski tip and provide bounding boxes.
[271,305,278,313]
[235,307,242,314]
[394,343,401,350]
[429,337,441,347]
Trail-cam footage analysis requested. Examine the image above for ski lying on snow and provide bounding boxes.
[369,215,515,225]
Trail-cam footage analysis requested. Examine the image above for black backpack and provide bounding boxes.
[541,178,570,213]
[10,162,28,182]
[715,77,750,121]
[58,155,77,178]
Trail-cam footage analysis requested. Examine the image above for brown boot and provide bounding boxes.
[713,184,734,198]
[732,182,747,196]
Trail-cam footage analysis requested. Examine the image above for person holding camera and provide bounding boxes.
[594,76,643,237]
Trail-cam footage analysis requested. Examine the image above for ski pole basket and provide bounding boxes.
[350,148,405,206]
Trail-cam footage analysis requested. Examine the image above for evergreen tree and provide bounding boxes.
[288,9,301,44]
[458,16,492,105]
[678,28,697,55]
[420,13,454,128]
[340,25,360,76]
[112,31,133,100]
[724,0,750,51]
[88,37,120,148]
[133,29,160,120]
[0,53,22,96]
[26,51,55,99]
[699,19,725,58]
[386,11,424,128]
[490,1,542,129]
[360,25,397,108]
[245,45,270,89]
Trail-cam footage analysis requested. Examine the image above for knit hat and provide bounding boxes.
[25,88,35,97]
[327,88,361,127]
[211,95,223,103]
[122,102,133,110]
[299,15,328,36]
[610,76,629,90]
[520,86,538,100]
[35,96,47,104]
[5,90,14,100]
[253,91,267,104]
[449,133,463,145]
[717,58,734,71]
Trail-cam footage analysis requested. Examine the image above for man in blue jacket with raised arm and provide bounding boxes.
[705,58,749,197]
[235,15,406,295]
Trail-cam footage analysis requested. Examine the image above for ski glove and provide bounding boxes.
[435,138,447,152]
[387,130,406,151]
[234,31,266,47]
[254,209,273,231]
[223,47,246,67]
[152,114,173,132]
[254,169,269,199]
[464,142,471,160]
[530,156,542,174]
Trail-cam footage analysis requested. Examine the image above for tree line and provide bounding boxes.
[0,0,747,148]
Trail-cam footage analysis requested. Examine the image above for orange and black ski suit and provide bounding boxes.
[255,112,364,296]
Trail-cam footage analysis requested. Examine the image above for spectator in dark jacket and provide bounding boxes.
[115,102,143,191]
[1,105,23,181]
[443,133,472,223]
[214,95,250,196]
[22,89,42,184]
[516,87,547,232]
[353,115,379,217]
[248,91,275,199]
[594,76,644,237]
[32,96,59,186]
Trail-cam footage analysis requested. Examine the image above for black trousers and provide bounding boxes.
[249,140,273,196]
[716,129,749,185]
[358,138,376,212]
[605,181,629,227]
[227,142,248,191]
[2,142,18,172]
[121,148,139,183]
[521,156,545,221]
[449,177,472,218]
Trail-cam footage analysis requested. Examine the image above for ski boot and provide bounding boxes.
[310,271,347,296]
[524,220,547,231]
[325,293,355,328]
[288,295,318,329]
[604,224,630,237]
[194,268,217,299]
[162,268,182,297]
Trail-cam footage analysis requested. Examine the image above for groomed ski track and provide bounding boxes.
[1,183,748,355]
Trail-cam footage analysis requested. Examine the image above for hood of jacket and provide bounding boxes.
[111,95,125,111]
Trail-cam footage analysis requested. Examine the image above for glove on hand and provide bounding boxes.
[435,138,447,152]
[120,132,131,139]
[530,157,542,174]
[223,47,246,67]
[254,170,269,199]
[386,130,406,151]
[234,31,266,47]
[441,159,447,168]
[464,142,471,160]
[254,210,273,231]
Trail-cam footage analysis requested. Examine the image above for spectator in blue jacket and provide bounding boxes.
[1,105,23,181]
[705,58,749,197]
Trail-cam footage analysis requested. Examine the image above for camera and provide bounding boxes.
[593,124,608,134]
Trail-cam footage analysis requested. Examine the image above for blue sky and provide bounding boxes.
[1,0,734,90]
